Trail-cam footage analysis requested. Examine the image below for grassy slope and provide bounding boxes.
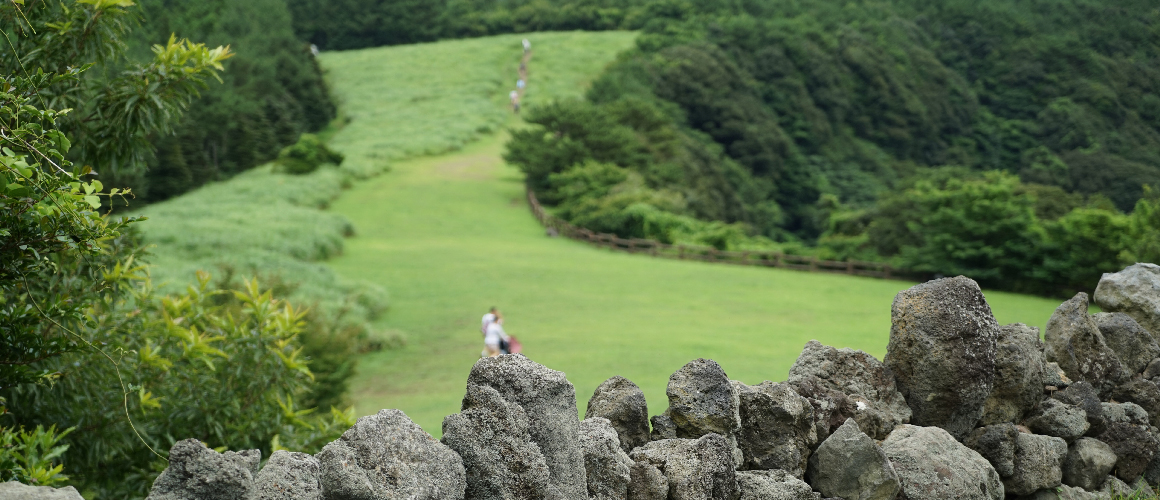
[319,31,1066,436]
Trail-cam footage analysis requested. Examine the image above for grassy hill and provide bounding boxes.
[317,32,1065,435]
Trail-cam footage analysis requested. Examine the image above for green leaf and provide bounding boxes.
[84,196,101,209]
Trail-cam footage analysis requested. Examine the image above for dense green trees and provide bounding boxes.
[124,0,336,203]
[504,0,1160,294]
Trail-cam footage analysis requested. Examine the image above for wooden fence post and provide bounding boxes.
[809,256,818,272]
[847,261,854,275]
[679,245,686,260]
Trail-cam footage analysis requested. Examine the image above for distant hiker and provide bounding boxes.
[519,62,527,72]
[510,90,521,113]
[522,38,531,53]
[517,79,526,90]
[484,317,511,357]
[309,44,320,57]
[481,307,499,336]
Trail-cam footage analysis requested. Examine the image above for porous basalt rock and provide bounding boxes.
[585,376,651,453]
[1146,358,1160,380]
[318,409,465,500]
[0,482,85,500]
[1026,399,1089,442]
[441,385,551,500]
[981,323,1047,425]
[806,418,900,500]
[255,450,322,500]
[1045,362,1072,389]
[1004,432,1067,496]
[146,438,258,500]
[650,414,678,441]
[627,462,668,500]
[1094,312,1160,375]
[964,423,1018,477]
[1044,293,1126,396]
[629,433,740,500]
[787,375,856,444]
[1094,263,1160,336]
[1095,401,1159,483]
[736,469,820,500]
[884,277,1000,440]
[733,380,816,476]
[465,354,587,499]
[881,425,1004,500]
[660,359,741,440]
[1062,438,1117,492]
[579,417,633,500]
[786,340,911,440]
[1109,378,1160,427]
[1052,382,1106,436]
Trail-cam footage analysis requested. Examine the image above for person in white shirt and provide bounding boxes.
[484,319,510,357]
[481,307,498,336]
[522,38,531,53]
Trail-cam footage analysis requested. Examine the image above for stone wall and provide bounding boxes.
[36,263,1160,500]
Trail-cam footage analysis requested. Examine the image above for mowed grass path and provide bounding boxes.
[320,33,1065,436]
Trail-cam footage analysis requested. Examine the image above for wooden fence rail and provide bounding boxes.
[527,190,896,279]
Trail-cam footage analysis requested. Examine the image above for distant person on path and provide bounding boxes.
[484,316,511,357]
[522,38,531,53]
[510,90,521,113]
[481,306,500,335]
[517,79,525,90]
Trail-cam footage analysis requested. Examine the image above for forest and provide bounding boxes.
[500,0,1160,295]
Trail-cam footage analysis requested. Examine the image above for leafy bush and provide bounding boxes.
[277,134,346,175]
[0,425,72,487]
[3,236,353,498]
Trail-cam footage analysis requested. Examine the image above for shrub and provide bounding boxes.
[0,425,72,487]
[277,134,346,175]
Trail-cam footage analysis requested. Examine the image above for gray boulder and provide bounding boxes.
[1145,450,1160,490]
[1109,378,1160,427]
[629,434,740,500]
[650,414,678,441]
[806,418,900,500]
[786,340,911,440]
[883,277,1000,440]
[1004,432,1067,496]
[0,482,85,500]
[318,409,465,500]
[733,380,816,477]
[465,354,587,499]
[1063,437,1118,491]
[579,418,633,500]
[1052,382,1106,436]
[628,462,668,500]
[1044,293,1126,396]
[1018,484,1106,500]
[982,324,1047,425]
[256,450,322,500]
[787,375,856,444]
[1045,362,1072,389]
[660,359,741,440]
[1096,401,1158,483]
[882,425,1004,500]
[1094,312,1160,375]
[964,423,1019,477]
[1094,263,1160,336]
[586,376,651,453]
[736,470,820,500]
[1026,399,1089,442]
[441,385,551,500]
[146,439,257,500]
[1146,358,1160,380]
[1102,475,1135,497]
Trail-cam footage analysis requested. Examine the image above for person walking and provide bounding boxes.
[517,79,525,91]
[484,317,510,357]
[510,90,521,113]
[481,307,499,336]
[522,38,531,53]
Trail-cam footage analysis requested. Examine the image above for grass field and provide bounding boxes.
[317,32,1067,436]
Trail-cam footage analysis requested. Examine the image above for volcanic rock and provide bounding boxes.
[884,277,1000,439]
[964,423,1019,477]
[629,433,740,500]
[806,418,900,500]
[733,380,816,476]
[255,451,321,500]
[786,340,911,439]
[1094,263,1160,336]
[586,376,651,452]
[1094,312,1160,375]
[882,425,1004,500]
[982,323,1048,425]
[579,417,633,500]
[146,439,258,500]
[1045,293,1126,396]
[1062,438,1117,492]
[736,469,820,500]
[1003,432,1067,496]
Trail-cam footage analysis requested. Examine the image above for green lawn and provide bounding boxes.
[318,32,1065,436]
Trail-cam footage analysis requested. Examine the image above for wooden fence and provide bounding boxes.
[526,190,896,279]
